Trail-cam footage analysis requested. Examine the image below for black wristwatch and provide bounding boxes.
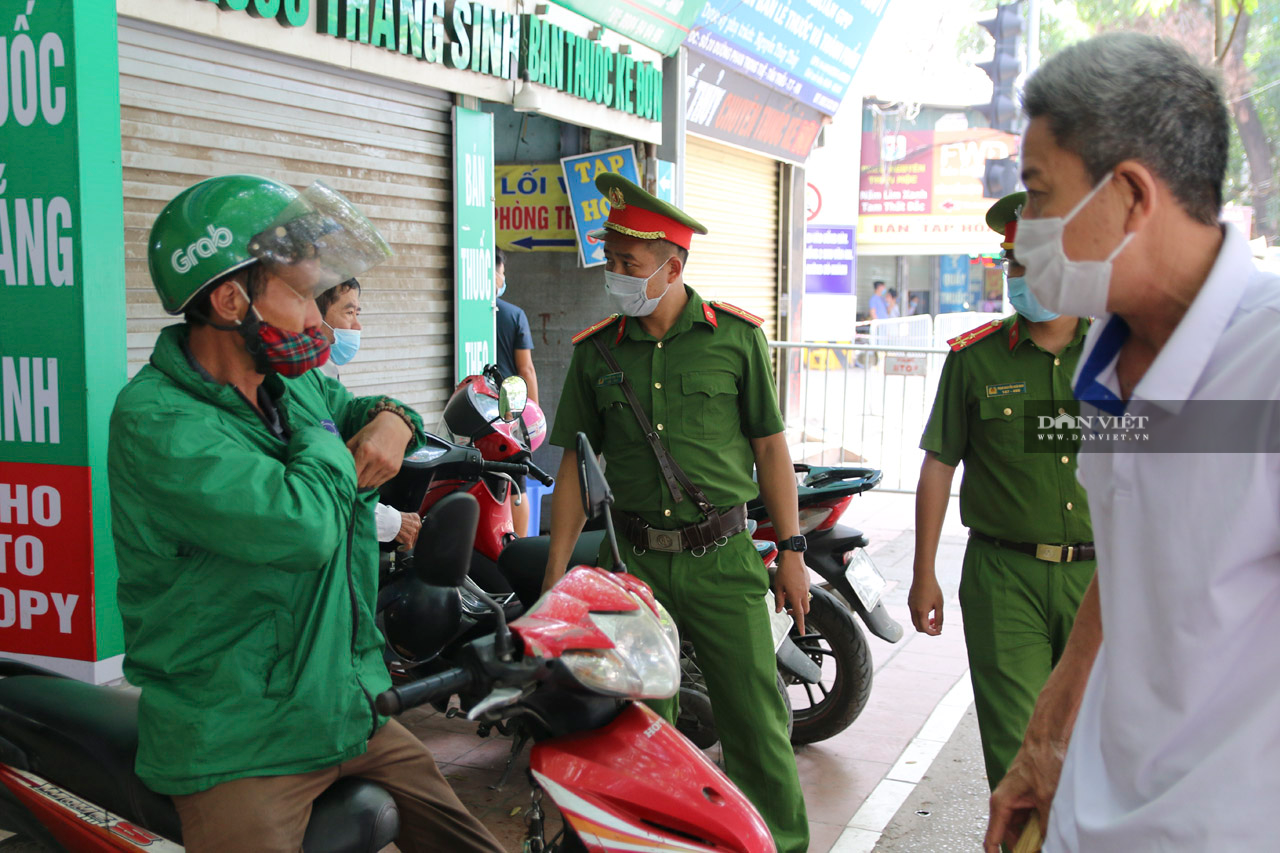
[777,535,807,553]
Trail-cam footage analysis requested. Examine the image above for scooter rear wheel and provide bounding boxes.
[786,586,872,745]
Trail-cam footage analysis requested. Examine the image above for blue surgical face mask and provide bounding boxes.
[325,324,362,365]
[497,281,507,298]
[1007,275,1060,323]
[603,259,672,317]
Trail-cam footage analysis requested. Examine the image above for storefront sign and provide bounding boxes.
[686,53,823,163]
[453,107,496,382]
[858,125,1020,252]
[495,164,575,252]
[804,226,855,295]
[687,0,893,115]
[552,0,708,56]
[938,254,970,314]
[2,1,127,673]
[188,0,663,120]
[560,146,640,268]
[520,15,663,120]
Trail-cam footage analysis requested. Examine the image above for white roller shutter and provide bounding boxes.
[119,20,453,419]
[682,135,780,338]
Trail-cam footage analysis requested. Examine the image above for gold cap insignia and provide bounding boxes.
[608,187,626,209]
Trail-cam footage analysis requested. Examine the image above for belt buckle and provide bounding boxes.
[647,528,683,553]
[1035,543,1063,563]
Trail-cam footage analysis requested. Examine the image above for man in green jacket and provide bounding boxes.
[108,175,503,853]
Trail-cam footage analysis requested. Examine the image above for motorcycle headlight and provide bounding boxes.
[561,606,679,699]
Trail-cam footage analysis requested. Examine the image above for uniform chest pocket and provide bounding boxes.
[682,371,739,439]
[593,384,645,442]
[978,396,1027,460]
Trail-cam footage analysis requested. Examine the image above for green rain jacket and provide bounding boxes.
[107,324,424,795]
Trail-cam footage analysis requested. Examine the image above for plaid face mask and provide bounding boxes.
[255,320,331,377]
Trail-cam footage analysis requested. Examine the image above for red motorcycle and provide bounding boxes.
[380,435,777,853]
[0,439,775,853]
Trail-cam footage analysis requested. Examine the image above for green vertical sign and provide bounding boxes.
[0,0,126,677]
[452,106,495,383]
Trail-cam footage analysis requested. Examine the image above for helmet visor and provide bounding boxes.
[246,181,392,300]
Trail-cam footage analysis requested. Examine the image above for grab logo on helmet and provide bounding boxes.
[171,224,234,274]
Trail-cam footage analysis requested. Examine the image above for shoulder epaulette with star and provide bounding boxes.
[571,314,622,345]
[947,319,1004,352]
[711,301,764,327]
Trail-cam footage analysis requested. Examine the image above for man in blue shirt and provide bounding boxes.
[494,249,539,403]
[494,248,539,535]
[868,280,889,319]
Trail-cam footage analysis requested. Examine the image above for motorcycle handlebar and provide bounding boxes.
[481,459,554,488]
[524,460,555,488]
[375,667,475,715]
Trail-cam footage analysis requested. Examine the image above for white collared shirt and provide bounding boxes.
[1048,225,1280,850]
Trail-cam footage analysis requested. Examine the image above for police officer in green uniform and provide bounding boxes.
[910,192,1097,790]
[543,173,809,853]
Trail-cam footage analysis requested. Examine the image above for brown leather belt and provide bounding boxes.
[971,531,1095,563]
[614,505,748,553]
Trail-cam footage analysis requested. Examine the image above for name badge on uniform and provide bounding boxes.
[986,381,1026,398]
[597,372,624,387]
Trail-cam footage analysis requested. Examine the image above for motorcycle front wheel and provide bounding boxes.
[785,586,873,744]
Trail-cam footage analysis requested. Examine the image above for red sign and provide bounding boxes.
[0,463,95,660]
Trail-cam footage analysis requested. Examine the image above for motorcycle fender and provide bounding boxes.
[775,634,822,684]
[531,703,775,853]
[821,585,904,644]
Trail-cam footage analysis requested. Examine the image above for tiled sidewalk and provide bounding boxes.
[401,491,971,852]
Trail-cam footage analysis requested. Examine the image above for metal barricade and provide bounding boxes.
[772,338,955,494]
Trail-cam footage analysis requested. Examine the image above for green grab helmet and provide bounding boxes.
[147,175,299,314]
[147,175,394,314]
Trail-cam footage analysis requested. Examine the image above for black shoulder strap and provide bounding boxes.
[591,335,716,518]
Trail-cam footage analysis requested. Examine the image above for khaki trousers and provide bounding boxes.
[171,719,503,853]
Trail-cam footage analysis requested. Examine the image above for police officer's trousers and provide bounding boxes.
[959,535,1095,789]
[602,532,809,853]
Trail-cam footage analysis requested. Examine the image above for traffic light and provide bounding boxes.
[983,156,1021,199]
[976,3,1024,133]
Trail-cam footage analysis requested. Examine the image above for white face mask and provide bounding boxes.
[1014,171,1135,317]
[603,259,672,317]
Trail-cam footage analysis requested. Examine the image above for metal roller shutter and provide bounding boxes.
[682,135,780,338]
[118,20,453,419]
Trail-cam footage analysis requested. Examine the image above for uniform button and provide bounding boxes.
[1061,456,1069,464]
[663,509,671,517]
[657,342,664,349]
[656,423,664,430]
[654,382,662,389]
[1066,502,1074,511]
[1003,407,1012,416]
[1054,357,1061,366]
[1058,407,1067,415]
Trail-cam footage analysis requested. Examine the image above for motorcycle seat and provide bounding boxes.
[0,666,399,852]
[497,531,605,609]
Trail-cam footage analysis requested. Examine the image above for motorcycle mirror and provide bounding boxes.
[575,433,612,520]
[498,376,528,423]
[576,433,627,573]
[413,492,480,587]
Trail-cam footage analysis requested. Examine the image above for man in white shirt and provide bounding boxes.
[986,32,1280,851]
[316,279,421,548]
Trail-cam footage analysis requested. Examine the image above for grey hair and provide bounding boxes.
[1022,32,1228,226]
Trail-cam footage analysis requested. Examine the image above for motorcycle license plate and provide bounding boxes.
[845,548,886,611]
[763,590,794,651]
